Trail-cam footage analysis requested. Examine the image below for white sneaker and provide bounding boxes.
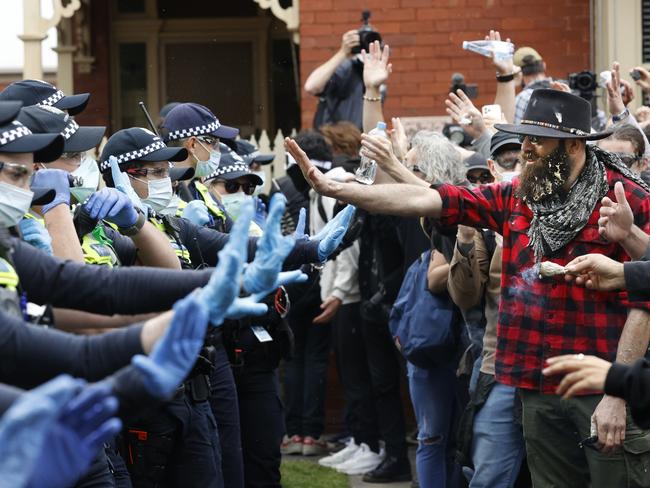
[335,443,385,475]
[318,438,360,467]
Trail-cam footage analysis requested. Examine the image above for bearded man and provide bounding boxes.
[285,89,650,487]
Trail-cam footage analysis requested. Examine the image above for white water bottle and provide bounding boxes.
[356,121,388,185]
[462,40,514,61]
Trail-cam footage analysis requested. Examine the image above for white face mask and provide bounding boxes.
[70,154,100,203]
[159,194,181,216]
[193,141,221,178]
[221,192,253,221]
[143,177,173,212]
[500,171,519,182]
[251,170,266,196]
[0,182,33,228]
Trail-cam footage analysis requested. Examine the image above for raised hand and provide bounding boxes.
[83,187,139,228]
[109,156,146,215]
[27,382,122,488]
[182,200,210,226]
[243,193,308,295]
[363,40,391,89]
[284,138,340,197]
[131,291,209,399]
[485,29,514,76]
[632,66,650,93]
[606,62,628,117]
[31,168,70,214]
[445,89,486,140]
[360,132,400,173]
[389,117,409,160]
[598,182,633,243]
[312,204,356,262]
[563,254,625,291]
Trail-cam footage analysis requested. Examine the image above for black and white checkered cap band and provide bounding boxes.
[208,162,250,179]
[61,119,79,140]
[99,140,167,171]
[167,120,220,141]
[0,122,32,146]
[39,90,65,107]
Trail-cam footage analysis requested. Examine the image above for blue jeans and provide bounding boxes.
[470,383,525,488]
[408,362,457,488]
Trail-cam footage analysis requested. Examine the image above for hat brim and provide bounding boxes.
[170,166,195,182]
[253,154,274,165]
[2,133,64,163]
[0,101,23,126]
[212,170,263,186]
[30,187,55,205]
[64,126,106,152]
[494,123,613,141]
[210,125,239,140]
[139,146,188,163]
[465,164,490,172]
[53,93,90,116]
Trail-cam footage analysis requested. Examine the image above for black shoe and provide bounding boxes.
[362,456,412,483]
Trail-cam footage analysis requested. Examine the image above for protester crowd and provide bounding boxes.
[2,18,650,488]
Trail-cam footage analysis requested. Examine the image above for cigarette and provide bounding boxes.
[538,261,567,278]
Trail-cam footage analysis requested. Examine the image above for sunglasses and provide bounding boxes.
[467,170,494,184]
[518,135,546,145]
[126,167,170,179]
[223,180,257,196]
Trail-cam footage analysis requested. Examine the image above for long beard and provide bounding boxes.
[515,143,571,203]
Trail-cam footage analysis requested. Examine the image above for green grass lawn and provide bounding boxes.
[281,458,349,488]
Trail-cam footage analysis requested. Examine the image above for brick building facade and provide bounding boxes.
[299,0,591,128]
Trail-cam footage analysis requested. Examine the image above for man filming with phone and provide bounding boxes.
[305,12,383,129]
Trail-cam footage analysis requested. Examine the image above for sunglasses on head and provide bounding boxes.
[223,180,257,196]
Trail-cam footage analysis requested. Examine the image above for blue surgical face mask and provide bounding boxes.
[0,182,33,228]
[70,154,100,203]
[193,140,221,178]
[220,192,252,221]
[143,177,173,212]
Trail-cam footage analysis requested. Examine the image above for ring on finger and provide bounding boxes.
[575,353,585,361]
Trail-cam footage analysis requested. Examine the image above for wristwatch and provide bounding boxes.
[496,73,515,83]
[612,108,630,123]
[118,209,146,236]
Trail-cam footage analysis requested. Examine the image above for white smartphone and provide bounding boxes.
[482,104,502,120]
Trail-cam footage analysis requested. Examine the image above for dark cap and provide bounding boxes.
[204,149,263,185]
[17,105,105,153]
[490,131,521,158]
[464,152,489,172]
[0,118,63,163]
[99,127,188,172]
[235,139,274,166]
[170,166,195,182]
[162,103,239,142]
[0,80,90,116]
[0,101,23,126]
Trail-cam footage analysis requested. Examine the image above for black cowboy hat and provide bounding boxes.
[495,89,612,141]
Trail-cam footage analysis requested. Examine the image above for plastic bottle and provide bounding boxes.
[356,121,388,185]
[462,40,514,61]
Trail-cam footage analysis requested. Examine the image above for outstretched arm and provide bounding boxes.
[285,137,442,217]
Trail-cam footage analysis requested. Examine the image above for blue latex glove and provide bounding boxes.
[19,218,53,255]
[31,169,70,214]
[197,199,267,325]
[0,375,83,488]
[243,194,307,295]
[313,204,356,262]
[109,156,147,215]
[83,187,139,228]
[182,200,210,226]
[131,292,209,399]
[26,381,122,488]
[253,197,267,228]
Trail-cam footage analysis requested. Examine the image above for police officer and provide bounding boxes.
[162,102,238,232]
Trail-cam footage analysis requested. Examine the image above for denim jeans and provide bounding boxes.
[283,305,331,438]
[470,383,525,488]
[408,362,457,488]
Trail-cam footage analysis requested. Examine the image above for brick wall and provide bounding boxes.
[299,0,591,129]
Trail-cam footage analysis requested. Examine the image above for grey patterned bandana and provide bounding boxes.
[526,145,649,261]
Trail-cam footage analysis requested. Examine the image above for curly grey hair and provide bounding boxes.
[411,130,465,185]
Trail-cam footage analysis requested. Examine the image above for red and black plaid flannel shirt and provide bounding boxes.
[436,168,650,393]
